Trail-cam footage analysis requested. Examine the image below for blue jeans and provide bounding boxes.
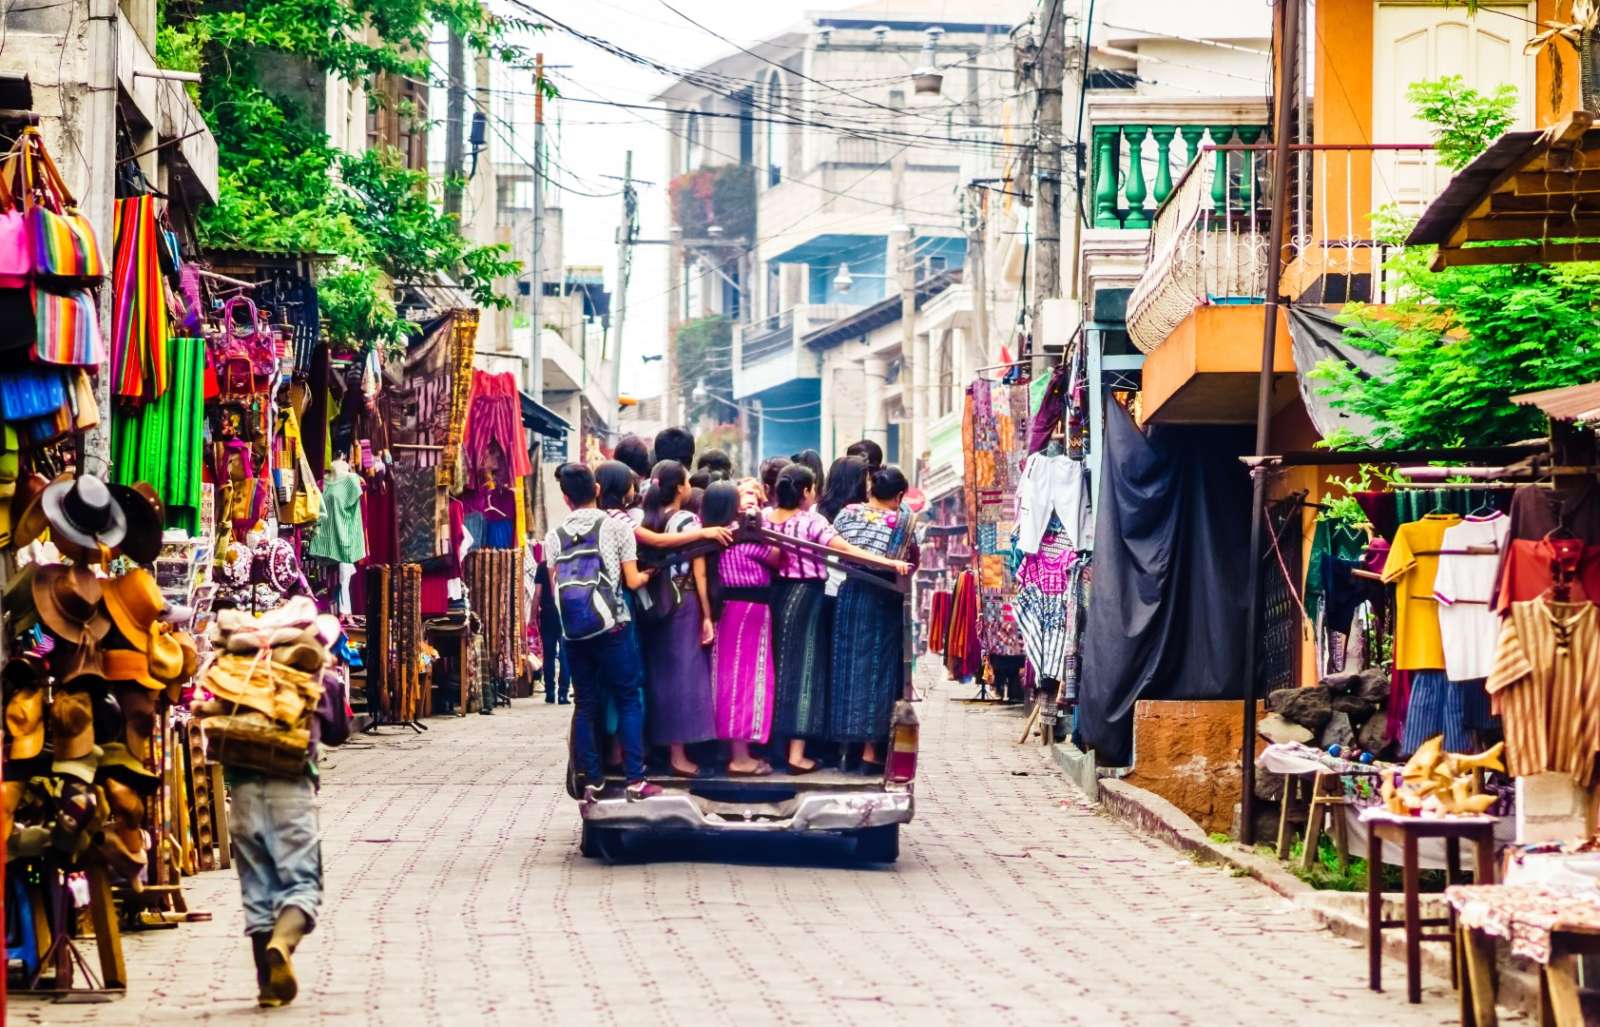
[228,775,322,935]
[567,622,647,783]
[541,619,570,701]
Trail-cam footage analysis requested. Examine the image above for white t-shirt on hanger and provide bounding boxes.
[1431,512,1510,681]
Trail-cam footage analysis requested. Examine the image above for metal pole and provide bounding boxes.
[1238,0,1298,846]
[1031,0,1067,374]
[897,227,917,470]
[530,54,545,402]
[610,150,634,425]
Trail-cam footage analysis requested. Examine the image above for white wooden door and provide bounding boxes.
[1372,3,1535,211]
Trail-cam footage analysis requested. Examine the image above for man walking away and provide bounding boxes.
[533,549,569,703]
[545,463,661,802]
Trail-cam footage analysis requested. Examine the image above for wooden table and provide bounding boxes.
[1451,884,1600,1027]
[1366,813,1497,1004]
[424,615,473,716]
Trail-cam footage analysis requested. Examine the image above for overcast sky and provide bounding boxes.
[485,0,825,399]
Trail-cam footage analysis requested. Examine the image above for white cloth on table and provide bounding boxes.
[1016,452,1090,554]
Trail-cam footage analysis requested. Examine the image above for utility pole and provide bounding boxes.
[530,53,545,402]
[610,150,635,423]
[967,186,991,358]
[897,226,918,472]
[444,27,466,221]
[1031,0,1066,375]
[1238,0,1299,847]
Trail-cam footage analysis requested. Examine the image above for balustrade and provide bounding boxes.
[1091,123,1271,229]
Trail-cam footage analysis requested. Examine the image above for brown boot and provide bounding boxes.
[251,934,277,1007]
[263,907,308,1005]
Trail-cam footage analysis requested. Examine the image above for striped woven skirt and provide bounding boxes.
[771,578,829,740]
[827,578,903,743]
[712,597,774,743]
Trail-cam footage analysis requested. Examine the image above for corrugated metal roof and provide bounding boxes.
[1512,381,1600,421]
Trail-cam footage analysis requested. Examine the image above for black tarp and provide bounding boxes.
[1285,305,1394,441]
[1076,401,1255,766]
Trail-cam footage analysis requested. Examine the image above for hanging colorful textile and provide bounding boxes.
[962,377,1028,658]
[112,335,203,533]
[110,195,169,402]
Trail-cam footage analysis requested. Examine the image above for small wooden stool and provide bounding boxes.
[1366,814,1496,1004]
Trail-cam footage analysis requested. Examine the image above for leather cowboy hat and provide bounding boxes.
[108,482,163,565]
[145,625,185,685]
[114,683,155,763]
[32,563,111,644]
[49,688,95,760]
[9,471,50,550]
[5,686,44,760]
[56,640,109,688]
[40,473,126,553]
[103,568,165,652]
[174,630,199,679]
[98,741,158,796]
[103,648,163,692]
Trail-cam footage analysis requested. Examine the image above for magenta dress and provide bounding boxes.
[712,542,775,743]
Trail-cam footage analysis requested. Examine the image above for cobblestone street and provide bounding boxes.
[19,672,1462,1026]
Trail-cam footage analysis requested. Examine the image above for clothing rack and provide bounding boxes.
[1414,545,1500,556]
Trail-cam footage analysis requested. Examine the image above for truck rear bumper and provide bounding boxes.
[579,787,914,833]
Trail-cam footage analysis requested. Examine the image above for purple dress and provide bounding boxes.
[641,510,716,746]
[712,542,775,743]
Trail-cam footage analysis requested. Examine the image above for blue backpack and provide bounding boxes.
[552,518,625,640]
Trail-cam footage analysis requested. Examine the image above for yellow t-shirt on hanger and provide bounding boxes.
[1381,512,1462,671]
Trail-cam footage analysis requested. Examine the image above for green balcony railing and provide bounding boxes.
[1090,123,1269,229]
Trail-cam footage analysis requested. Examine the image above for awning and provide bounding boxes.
[1512,380,1600,422]
[521,391,571,438]
[1285,305,1393,441]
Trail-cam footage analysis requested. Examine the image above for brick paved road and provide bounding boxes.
[19,671,1462,1026]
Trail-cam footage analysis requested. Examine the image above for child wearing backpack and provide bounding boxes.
[545,462,662,802]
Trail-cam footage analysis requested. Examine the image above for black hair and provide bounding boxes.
[595,461,635,512]
[790,449,824,484]
[641,460,690,532]
[773,463,816,511]
[869,464,910,502]
[845,439,884,470]
[653,427,695,466]
[700,481,741,528]
[696,448,733,479]
[688,469,711,490]
[759,456,790,504]
[614,435,652,479]
[818,455,869,522]
[555,462,597,506]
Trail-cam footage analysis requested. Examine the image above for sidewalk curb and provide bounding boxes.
[1056,746,1541,1014]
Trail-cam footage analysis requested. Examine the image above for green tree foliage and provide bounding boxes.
[1313,78,1600,448]
[160,0,535,350]
[674,316,735,424]
[1405,75,1519,170]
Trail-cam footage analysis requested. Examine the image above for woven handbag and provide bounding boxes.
[30,283,101,366]
[0,148,31,288]
[18,128,104,284]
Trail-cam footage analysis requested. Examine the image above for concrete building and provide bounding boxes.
[655,1,1028,470]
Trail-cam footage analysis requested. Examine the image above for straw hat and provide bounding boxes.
[108,482,164,565]
[49,689,96,760]
[40,474,126,553]
[98,741,158,795]
[102,568,165,652]
[31,563,111,644]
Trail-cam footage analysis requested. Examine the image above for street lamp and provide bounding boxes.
[832,263,855,293]
[912,27,945,96]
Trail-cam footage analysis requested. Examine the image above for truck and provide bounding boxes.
[565,513,919,863]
